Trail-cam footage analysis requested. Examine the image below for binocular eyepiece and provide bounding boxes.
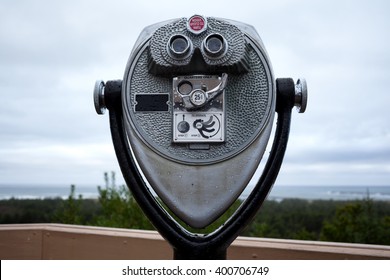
[167,33,228,61]
[148,16,250,76]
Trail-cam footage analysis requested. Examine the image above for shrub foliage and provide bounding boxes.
[1,172,390,245]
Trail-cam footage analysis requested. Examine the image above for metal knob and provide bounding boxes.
[182,73,228,110]
[94,80,106,115]
[295,78,308,113]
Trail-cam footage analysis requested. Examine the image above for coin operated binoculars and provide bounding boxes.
[94,15,307,259]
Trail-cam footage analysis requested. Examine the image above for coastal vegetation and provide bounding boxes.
[1,172,390,245]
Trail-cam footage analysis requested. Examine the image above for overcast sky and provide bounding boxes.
[0,0,389,188]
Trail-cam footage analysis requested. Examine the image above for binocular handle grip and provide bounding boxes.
[94,80,123,114]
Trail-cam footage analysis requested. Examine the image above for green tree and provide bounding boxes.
[320,198,390,245]
[91,172,154,230]
[55,184,83,224]
[242,199,335,240]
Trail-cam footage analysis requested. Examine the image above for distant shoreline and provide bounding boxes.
[0,185,389,201]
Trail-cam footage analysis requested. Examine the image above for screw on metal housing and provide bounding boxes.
[295,78,308,113]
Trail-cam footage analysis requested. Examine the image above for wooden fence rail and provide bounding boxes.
[1,224,390,260]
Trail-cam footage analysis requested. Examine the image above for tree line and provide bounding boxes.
[1,172,389,245]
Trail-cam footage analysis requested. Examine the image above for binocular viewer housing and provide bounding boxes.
[94,15,307,229]
[148,16,250,75]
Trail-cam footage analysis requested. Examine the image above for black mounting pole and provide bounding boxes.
[104,78,296,260]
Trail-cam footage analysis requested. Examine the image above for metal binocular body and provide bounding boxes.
[94,15,307,234]
[127,15,274,229]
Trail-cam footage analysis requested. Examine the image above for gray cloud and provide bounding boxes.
[1,0,389,186]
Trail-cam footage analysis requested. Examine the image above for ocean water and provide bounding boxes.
[0,184,389,201]
[0,184,100,200]
[267,185,390,201]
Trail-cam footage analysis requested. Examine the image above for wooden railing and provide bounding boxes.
[1,224,390,260]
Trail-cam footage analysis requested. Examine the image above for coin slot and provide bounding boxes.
[178,81,193,95]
